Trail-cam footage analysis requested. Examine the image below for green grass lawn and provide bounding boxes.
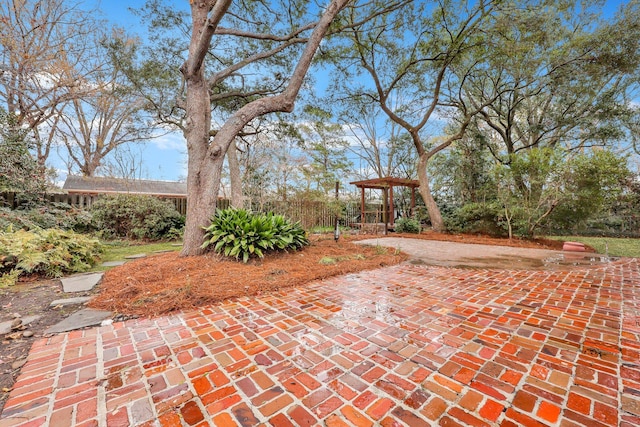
[92,240,182,271]
[548,236,640,258]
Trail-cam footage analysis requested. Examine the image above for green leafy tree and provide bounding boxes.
[127,0,351,254]
[492,147,567,238]
[463,1,640,178]
[298,107,353,195]
[492,147,630,237]
[331,0,503,231]
[430,132,496,208]
[0,108,46,197]
[126,0,408,255]
[444,0,640,237]
[549,150,630,231]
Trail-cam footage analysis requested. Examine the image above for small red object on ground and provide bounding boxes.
[563,241,586,251]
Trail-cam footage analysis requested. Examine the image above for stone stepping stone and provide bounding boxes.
[101,260,126,267]
[49,296,92,307]
[61,273,103,292]
[45,309,112,334]
[124,253,147,259]
[0,316,41,335]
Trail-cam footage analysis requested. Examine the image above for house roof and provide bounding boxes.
[63,176,187,197]
[350,177,420,189]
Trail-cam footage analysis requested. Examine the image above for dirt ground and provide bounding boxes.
[0,280,97,412]
[0,231,569,412]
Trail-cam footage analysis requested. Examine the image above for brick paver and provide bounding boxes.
[1,258,639,426]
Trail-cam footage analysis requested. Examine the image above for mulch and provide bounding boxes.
[88,232,571,318]
[89,237,408,317]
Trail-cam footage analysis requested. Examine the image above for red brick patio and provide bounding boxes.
[1,259,639,426]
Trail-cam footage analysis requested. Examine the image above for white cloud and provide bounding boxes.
[149,131,185,151]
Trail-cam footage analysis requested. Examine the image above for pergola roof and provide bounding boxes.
[350,177,420,189]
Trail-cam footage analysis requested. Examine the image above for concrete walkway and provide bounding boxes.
[1,255,639,426]
[355,237,603,270]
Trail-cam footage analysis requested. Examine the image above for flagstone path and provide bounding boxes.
[1,257,639,426]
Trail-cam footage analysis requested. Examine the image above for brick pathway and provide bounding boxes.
[1,259,639,426]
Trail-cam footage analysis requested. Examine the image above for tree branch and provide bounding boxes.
[183,0,232,77]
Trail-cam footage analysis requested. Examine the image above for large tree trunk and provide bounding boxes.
[182,70,220,255]
[417,153,445,232]
[80,156,102,177]
[180,1,220,256]
[183,155,224,255]
[227,139,245,208]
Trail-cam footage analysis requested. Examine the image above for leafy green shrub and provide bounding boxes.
[394,216,421,234]
[90,194,184,240]
[202,208,309,262]
[0,227,103,286]
[0,203,94,233]
[444,202,507,236]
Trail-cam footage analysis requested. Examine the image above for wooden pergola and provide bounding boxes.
[350,177,420,227]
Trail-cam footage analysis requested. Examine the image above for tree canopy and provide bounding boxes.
[2,0,639,243]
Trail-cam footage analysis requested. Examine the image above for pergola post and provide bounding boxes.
[389,185,395,227]
[360,186,365,229]
[382,188,388,235]
[411,187,416,217]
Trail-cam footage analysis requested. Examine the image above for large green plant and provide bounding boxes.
[0,228,103,286]
[201,208,309,263]
[90,194,184,240]
[491,147,631,238]
[444,202,507,236]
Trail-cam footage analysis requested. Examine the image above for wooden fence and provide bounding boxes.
[256,201,378,230]
[1,192,381,230]
[258,201,334,230]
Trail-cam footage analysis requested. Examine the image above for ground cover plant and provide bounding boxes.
[0,228,102,287]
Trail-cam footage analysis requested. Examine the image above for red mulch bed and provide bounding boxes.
[89,237,407,317]
[89,232,574,317]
